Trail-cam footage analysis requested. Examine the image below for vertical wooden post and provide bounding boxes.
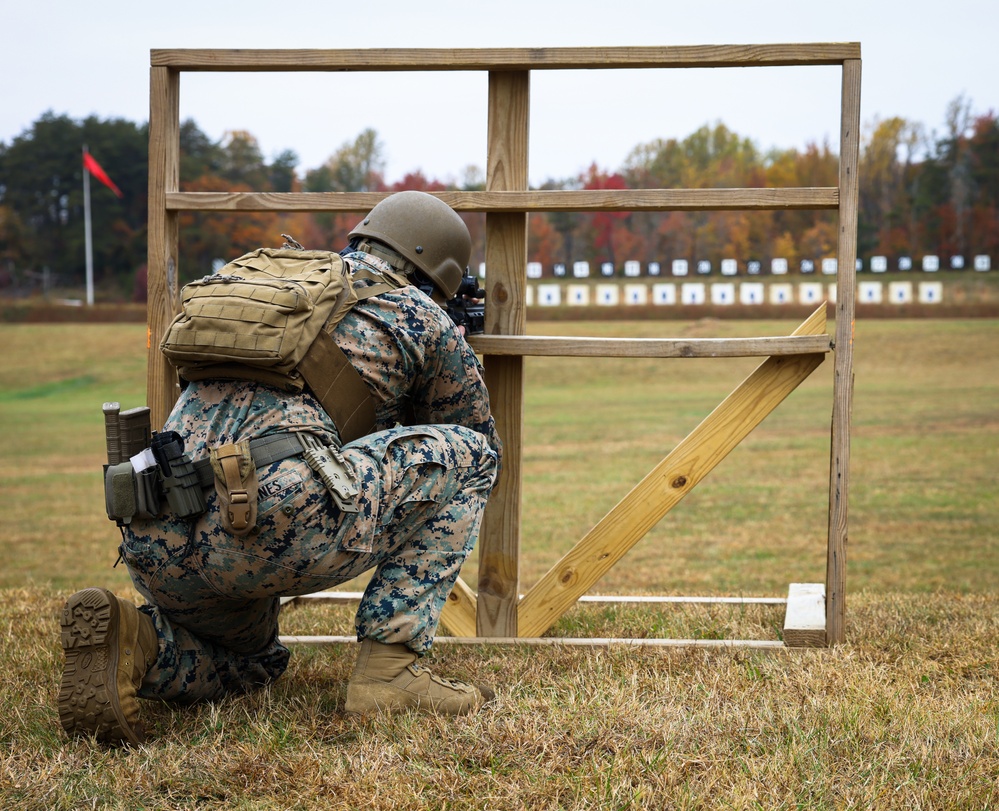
[827,56,862,644]
[477,70,530,637]
[147,66,181,428]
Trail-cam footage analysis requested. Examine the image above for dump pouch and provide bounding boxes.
[105,462,137,524]
[209,440,259,536]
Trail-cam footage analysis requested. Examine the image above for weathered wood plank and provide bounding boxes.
[516,307,827,639]
[478,354,523,635]
[147,67,181,428]
[152,44,860,71]
[827,57,862,645]
[288,592,787,606]
[783,583,827,647]
[440,577,478,638]
[164,187,838,213]
[476,70,530,638]
[576,595,786,605]
[469,334,832,359]
[280,635,787,649]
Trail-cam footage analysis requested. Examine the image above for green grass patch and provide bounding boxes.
[2,319,996,595]
[3,588,998,809]
[0,374,97,401]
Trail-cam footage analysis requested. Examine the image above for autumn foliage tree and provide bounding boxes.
[2,95,997,300]
[529,109,996,275]
[0,112,147,296]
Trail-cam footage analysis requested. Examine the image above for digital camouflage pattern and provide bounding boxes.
[120,252,501,704]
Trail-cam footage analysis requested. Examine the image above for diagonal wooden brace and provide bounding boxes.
[515,306,829,638]
[440,577,479,637]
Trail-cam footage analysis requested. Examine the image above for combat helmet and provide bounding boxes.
[348,190,471,299]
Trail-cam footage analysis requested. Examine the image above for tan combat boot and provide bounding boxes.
[344,639,494,716]
[58,588,158,746]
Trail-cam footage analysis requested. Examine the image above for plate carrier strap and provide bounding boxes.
[297,267,404,444]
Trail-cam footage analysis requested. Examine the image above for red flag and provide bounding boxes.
[83,152,124,198]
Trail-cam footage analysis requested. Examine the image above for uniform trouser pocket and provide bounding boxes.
[195,457,356,599]
[122,512,290,690]
[120,514,196,602]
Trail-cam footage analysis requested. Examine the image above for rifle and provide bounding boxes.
[415,267,486,335]
[443,269,486,335]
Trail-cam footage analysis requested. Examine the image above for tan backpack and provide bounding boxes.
[160,244,401,443]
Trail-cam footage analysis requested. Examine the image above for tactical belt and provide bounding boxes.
[196,431,358,511]
[190,432,312,489]
[104,431,358,528]
[194,432,359,526]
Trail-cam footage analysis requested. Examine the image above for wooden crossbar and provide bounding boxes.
[152,44,860,71]
[279,635,788,650]
[285,585,817,648]
[468,334,832,359]
[287,592,787,606]
[164,188,839,213]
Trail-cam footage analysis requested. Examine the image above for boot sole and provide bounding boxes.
[57,588,143,746]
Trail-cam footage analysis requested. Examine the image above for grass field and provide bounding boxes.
[1,318,997,809]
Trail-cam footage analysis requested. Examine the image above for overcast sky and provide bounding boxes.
[3,0,996,186]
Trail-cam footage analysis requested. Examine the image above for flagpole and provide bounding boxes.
[82,144,94,306]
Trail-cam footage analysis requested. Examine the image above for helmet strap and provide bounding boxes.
[351,239,418,278]
[410,269,448,305]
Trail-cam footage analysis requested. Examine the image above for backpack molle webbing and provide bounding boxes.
[160,244,401,444]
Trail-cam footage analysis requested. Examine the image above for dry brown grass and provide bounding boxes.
[2,587,997,810]
[1,319,997,809]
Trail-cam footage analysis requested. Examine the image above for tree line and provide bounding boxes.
[1,97,996,301]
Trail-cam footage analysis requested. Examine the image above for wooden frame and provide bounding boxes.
[148,44,860,647]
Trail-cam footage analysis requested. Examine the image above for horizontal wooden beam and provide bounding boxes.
[282,592,787,606]
[152,44,860,71]
[279,634,787,649]
[165,188,838,214]
[469,334,832,359]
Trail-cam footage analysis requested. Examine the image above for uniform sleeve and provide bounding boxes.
[334,280,503,465]
[412,308,503,465]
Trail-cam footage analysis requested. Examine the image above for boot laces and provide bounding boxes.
[410,663,471,691]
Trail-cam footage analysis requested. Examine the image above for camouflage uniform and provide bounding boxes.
[120,251,501,704]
